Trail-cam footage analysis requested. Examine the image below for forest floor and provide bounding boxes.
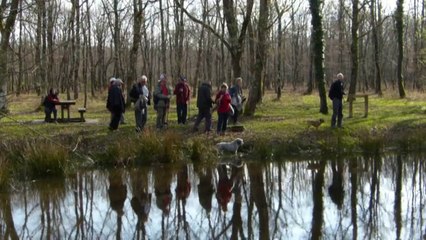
[0,89,425,163]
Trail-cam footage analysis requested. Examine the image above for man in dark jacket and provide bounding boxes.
[107,79,125,130]
[328,73,345,128]
[193,80,214,133]
[174,76,191,124]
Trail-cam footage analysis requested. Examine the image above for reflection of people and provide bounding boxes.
[154,74,172,130]
[193,80,214,133]
[197,168,214,213]
[174,76,191,124]
[43,88,59,122]
[154,166,173,215]
[215,83,232,135]
[328,160,344,209]
[131,193,151,223]
[328,73,345,128]
[108,171,127,216]
[130,75,150,132]
[175,165,191,203]
[107,170,127,239]
[216,164,234,212]
[106,79,125,130]
[229,77,244,124]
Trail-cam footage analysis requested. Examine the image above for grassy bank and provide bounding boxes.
[0,90,425,186]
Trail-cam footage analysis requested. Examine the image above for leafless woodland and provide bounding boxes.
[0,0,424,113]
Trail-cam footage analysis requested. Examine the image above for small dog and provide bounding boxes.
[306,119,324,129]
[216,138,244,154]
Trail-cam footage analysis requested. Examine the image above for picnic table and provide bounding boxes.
[55,100,76,122]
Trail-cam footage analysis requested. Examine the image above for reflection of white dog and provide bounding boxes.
[216,138,244,154]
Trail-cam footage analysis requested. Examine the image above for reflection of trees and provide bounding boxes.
[310,160,326,240]
[129,168,151,240]
[108,169,127,240]
[35,178,67,239]
[350,158,358,240]
[0,193,19,239]
[394,155,402,240]
[248,162,269,240]
[365,153,381,239]
[230,163,244,240]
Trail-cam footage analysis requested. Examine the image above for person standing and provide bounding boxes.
[107,79,125,130]
[43,88,59,122]
[174,76,191,124]
[215,83,232,135]
[130,75,150,132]
[229,77,244,124]
[192,80,214,133]
[328,73,345,128]
[154,74,172,130]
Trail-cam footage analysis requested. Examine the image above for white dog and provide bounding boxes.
[216,138,244,154]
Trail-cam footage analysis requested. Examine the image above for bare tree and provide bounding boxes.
[0,0,20,111]
[309,0,328,114]
[371,0,383,96]
[347,0,360,99]
[245,0,270,116]
[396,0,406,98]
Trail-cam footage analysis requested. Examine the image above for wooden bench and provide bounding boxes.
[78,108,86,122]
[348,94,369,118]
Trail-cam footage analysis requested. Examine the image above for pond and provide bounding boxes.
[0,153,425,239]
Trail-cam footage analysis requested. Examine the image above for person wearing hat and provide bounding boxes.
[130,75,150,132]
[173,76,191,124]
[153,74,172,129]
[106,77,125,130]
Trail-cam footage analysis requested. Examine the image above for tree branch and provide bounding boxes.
[175,0,231,51]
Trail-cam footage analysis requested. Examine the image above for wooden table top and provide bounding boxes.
[55,100,76,105]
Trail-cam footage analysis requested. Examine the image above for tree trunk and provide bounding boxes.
[275,2,284,99]
[223,0,254,78]
[245,0,269,116]
[73,0,80,99]
[127,0,143,107]
[371,0,383,96]
[309,0,328,114]
[396,0,406,98]
[348,0,359,99]
[0,0,20,111]
[159,0,167,72]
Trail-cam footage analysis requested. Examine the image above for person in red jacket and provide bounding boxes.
[174,76,191,124]
[43,88,59,122]
[215,83,232,135]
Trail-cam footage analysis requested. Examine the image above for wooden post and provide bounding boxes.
[348,94,354,118]
[364,95,368,117]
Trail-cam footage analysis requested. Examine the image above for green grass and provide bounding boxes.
[0,89,425,185]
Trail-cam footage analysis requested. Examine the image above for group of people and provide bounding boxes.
[193,77,245,135]
[106,73,245,134]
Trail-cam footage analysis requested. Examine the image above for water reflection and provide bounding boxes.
[0,153,425,239]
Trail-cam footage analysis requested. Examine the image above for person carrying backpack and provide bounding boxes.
[130,75,150,132]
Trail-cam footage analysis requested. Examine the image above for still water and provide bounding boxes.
[0,153,425,240]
